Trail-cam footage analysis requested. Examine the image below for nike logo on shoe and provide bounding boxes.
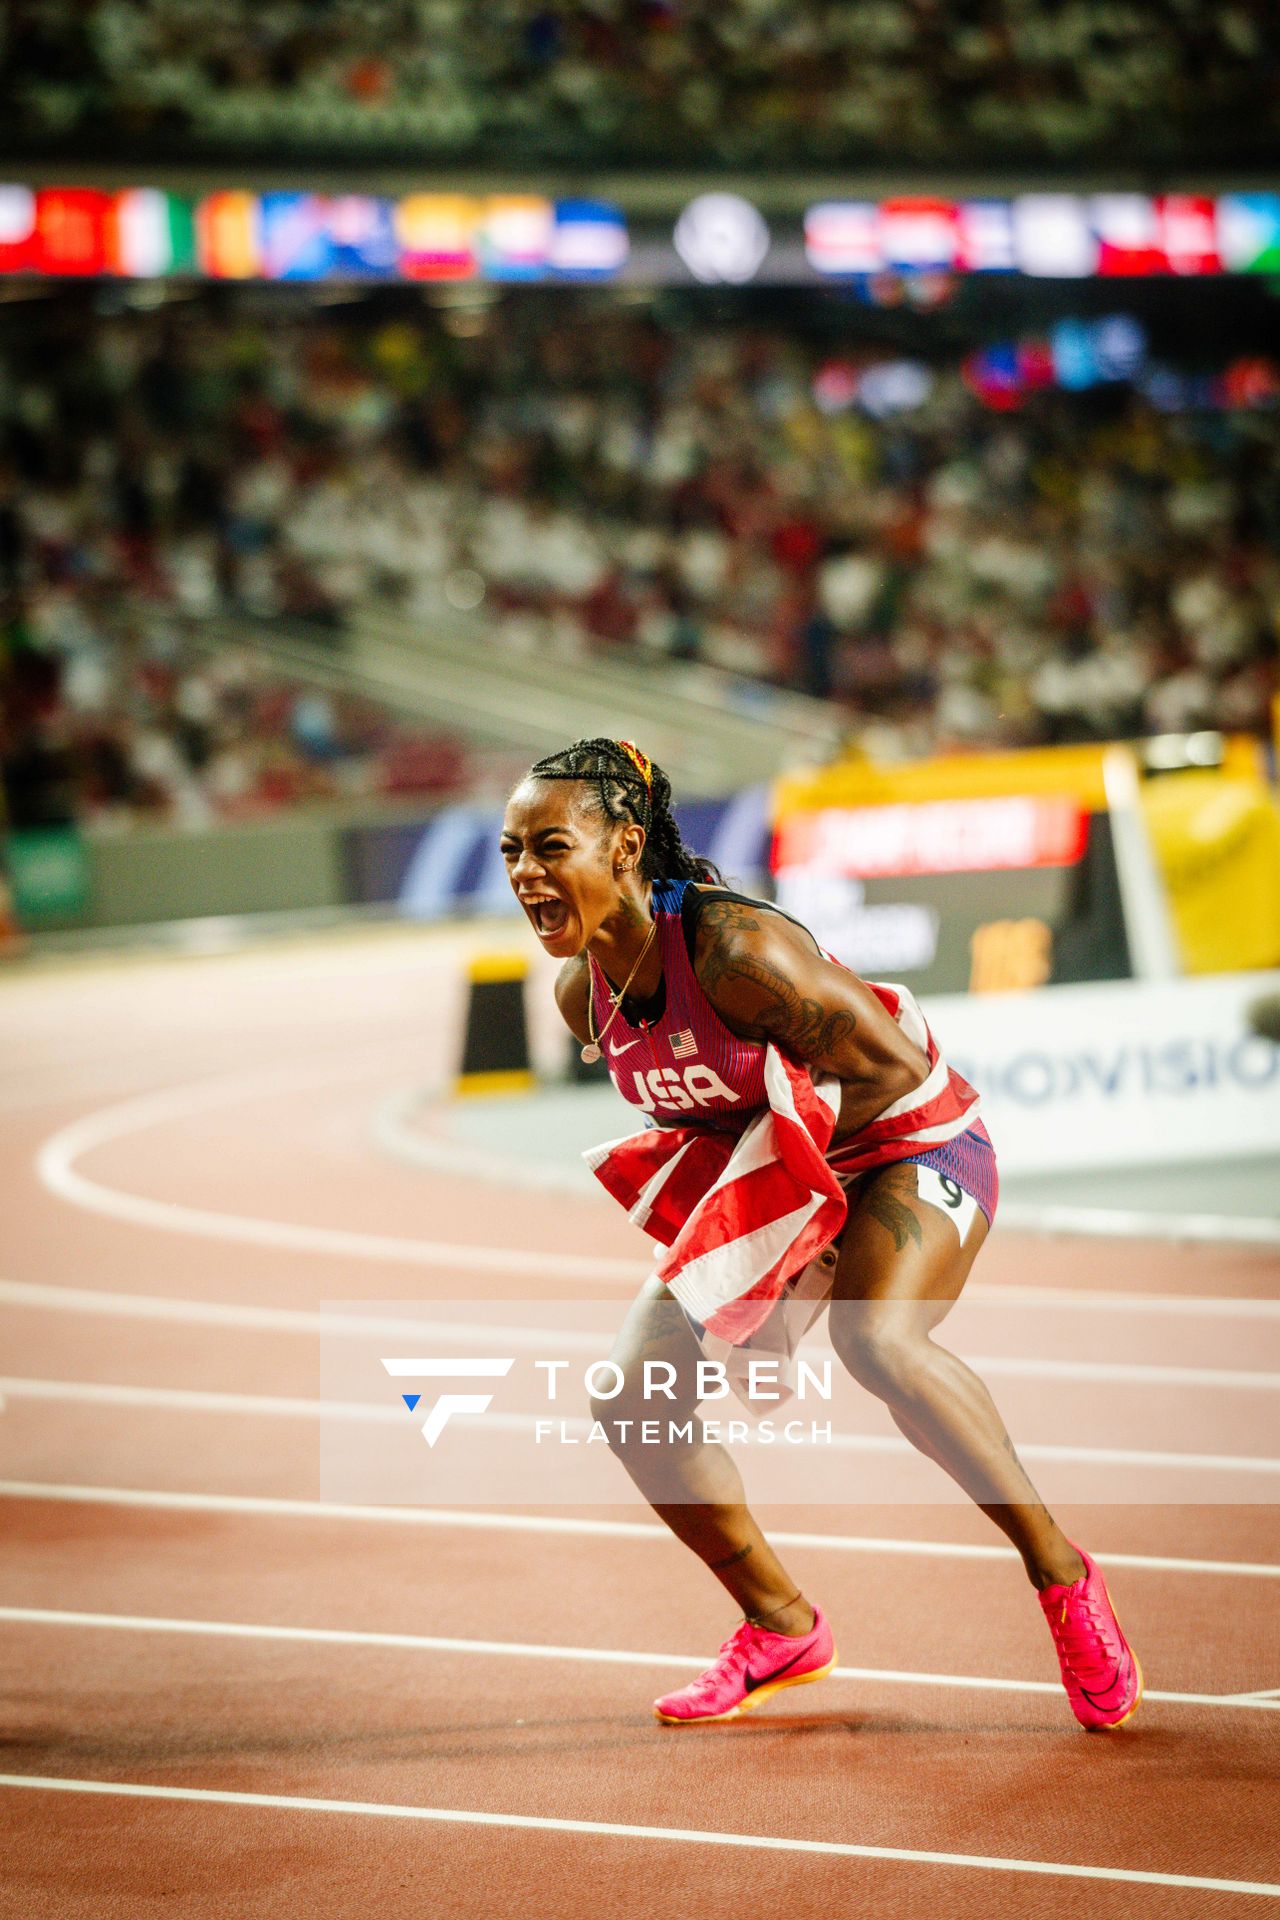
[743,1641,814,1692]
[1079,1653,1135,1710]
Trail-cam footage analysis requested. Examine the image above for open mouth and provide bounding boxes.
[525,896,570,940]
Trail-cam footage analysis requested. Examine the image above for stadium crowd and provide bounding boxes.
[4,0,1276,167]
[0,598,469,829]
[1,294,1277,824]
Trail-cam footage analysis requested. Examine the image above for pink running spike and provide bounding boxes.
[653,1604,836,1724]
[1039,1543,1143,1730]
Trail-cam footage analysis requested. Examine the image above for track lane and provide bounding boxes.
[5,1787,1273,1920]
[4,932,1278,1920]
[2,1495,1276,1705]
[3,1626,1278,1898]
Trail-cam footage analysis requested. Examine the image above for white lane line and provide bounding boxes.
[3,1481,1278,1578]
[3,1607,1274,1715]
[374,1086,594,1200]
[998,1201,1280,1248]
[4,1280,1280,1384]
[0,1377,397,1424]
[5,1376,1277,1477]
[0,1280,615,1343]
[973,1355,1280,1391]
[378,1087,1280,1248]
[33,1069,638,1283]
[967,1284,1280,1320]
[1,1776,1275,1896]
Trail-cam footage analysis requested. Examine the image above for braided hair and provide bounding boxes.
[526,737,722,886]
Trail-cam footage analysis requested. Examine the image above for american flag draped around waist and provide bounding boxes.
[583,1045,848,1344]
[584,1029,981,1344]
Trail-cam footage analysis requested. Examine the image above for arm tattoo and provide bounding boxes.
[696,898,762,939]
[696,901,858,1058]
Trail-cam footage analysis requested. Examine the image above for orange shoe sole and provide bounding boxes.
[654,1650,838,1725]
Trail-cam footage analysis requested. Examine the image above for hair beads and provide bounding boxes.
[527,737,720,885]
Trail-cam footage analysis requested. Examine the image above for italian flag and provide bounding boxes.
[109,190,196,277]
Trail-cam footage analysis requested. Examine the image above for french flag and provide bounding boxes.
[583,1045,847,1345]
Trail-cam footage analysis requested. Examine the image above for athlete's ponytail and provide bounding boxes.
[526,737,722,885]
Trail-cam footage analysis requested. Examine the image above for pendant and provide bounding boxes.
[580,1043,601,1064]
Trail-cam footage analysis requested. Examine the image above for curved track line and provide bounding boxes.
[33,1066,640,1283]
[1,1776,1276,1896]
[375,1085,596,1200]
[32,1067,1280,1301]
[377,1087,1280,1246]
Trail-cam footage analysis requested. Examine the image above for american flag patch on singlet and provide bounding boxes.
[669,1028,698,1059]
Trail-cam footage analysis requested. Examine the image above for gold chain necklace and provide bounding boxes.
[581,919,658,1064]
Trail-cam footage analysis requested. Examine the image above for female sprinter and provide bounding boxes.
[501,737,1142,1731]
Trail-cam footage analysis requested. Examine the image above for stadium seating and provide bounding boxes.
[2,0,1275,167]
[2,293,1276,825]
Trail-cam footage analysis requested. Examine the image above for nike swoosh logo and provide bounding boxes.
[609,1037,644,1056]
[744,1643,815,1692]
[1078,1653,1133,1709]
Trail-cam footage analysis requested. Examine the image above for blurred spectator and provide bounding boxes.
[1,290,1277,827]
[1,1,1276,168]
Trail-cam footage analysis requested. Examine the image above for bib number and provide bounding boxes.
[913,1165,979,1244]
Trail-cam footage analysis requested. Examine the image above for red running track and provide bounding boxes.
[1,928,1278,1920]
